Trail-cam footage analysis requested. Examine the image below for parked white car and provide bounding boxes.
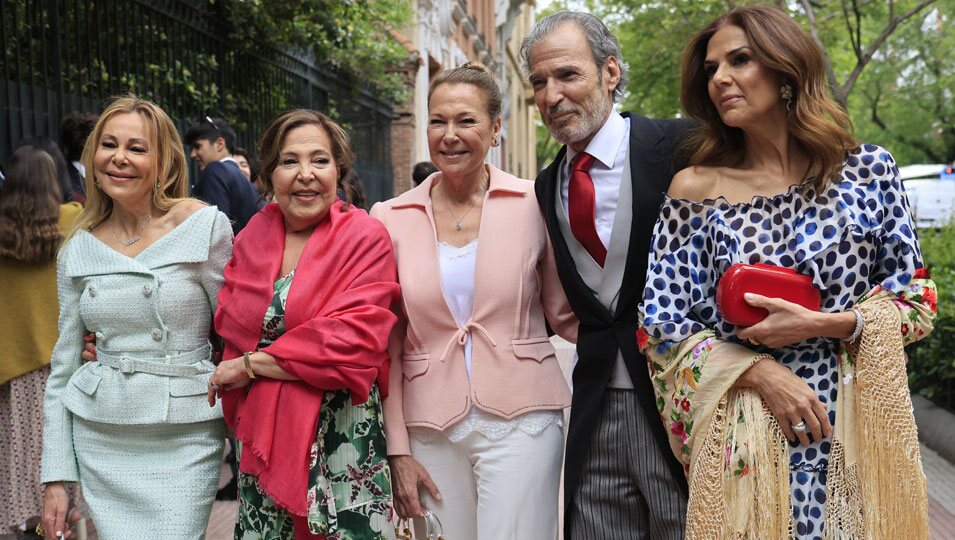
[899,164,955,228]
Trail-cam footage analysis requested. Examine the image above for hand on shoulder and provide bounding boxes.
[668,166,718,201]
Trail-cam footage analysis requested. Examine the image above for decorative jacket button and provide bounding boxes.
[88,284,97,297]
[143,284,152,296]
[151,329,163,341]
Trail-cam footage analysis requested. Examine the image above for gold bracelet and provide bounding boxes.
[243,351,256,379]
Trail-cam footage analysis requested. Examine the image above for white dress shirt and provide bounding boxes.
[559,113,635,389]
[560,113,631,250]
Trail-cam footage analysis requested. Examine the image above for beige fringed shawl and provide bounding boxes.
[640,289,933,539]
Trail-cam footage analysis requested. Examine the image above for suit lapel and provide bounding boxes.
[538,148,612,321]
[616,112,670,318]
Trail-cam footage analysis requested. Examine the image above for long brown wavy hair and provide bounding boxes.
[69,95,190,241]
[0,146,63,263]
[680,5,856,189]
[257,109,356,208]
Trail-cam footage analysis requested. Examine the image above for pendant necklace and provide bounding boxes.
[443,177,487,231]
[111,214,152,247]
[446,199,475,231]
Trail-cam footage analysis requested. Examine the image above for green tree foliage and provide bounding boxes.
[544,0,952,165]
[909,223,955,411]
[223,0,413,102]
[848,4,955,165]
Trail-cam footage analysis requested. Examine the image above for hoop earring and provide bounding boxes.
[780,84,793,113]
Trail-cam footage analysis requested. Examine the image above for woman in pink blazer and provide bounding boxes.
[370,62,577,539]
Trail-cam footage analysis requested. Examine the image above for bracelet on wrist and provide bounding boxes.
[243,351,256,379]
[846,308,864,343]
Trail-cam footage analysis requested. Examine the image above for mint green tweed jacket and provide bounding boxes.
[40,206,233,483]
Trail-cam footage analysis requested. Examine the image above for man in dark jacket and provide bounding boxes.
[522,12,693,540]
[185,117,260,234]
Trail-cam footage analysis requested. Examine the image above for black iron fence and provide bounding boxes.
[1,0,394,205]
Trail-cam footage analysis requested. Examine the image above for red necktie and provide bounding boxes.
[568,152,606,266]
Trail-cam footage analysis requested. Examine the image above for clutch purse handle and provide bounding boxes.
[424,510,445,540]
[395,511,446,540]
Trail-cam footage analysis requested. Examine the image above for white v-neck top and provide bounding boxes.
[438,240,477,376]
[435,239,564,443]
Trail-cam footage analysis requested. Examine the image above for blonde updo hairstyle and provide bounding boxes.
[428,61,503,121]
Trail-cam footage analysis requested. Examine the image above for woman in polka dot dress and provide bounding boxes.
[638,6,935,539]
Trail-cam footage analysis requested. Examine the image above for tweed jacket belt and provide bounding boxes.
[60,341,219,426]
[95,344,213,377]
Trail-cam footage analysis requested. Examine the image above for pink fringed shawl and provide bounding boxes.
[215,201,400,515]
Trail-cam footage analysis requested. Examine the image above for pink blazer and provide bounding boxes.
[370,165,578,455]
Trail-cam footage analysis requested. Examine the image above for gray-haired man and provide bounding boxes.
[521,12,691,539]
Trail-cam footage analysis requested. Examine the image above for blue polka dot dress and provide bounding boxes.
[641,144,925,539]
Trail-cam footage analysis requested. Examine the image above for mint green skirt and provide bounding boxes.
[72,417,225,539]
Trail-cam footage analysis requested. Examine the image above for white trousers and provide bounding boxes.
[409,422,563,540]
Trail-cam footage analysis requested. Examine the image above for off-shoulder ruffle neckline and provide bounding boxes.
[663,177,817,209]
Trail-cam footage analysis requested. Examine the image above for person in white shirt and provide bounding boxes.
[522,11,694,539]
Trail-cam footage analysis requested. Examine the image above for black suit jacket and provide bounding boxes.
[195,160,261,235]
[534,112,693,533]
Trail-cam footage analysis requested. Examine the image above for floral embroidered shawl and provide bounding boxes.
[638,272,936,538]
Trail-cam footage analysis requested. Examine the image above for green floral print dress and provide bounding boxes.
[235,271,394,540]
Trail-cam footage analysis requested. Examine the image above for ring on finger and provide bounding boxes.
[791,420,807,433]
[748,337,760,346]
[35,523,45,536]
[210,382,220,389]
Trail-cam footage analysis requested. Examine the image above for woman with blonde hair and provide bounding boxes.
[639,5,934,539]
[0,145,82,539]
[40,95,232,539]
[372,62,577,539]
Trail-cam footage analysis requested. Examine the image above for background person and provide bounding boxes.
[371,62,577,540]
[232,147,256,181]
[60,111,98,201]
[185,117,260,233]
[411,161,437,186]
[0,146,83,539]
[20,137,84,205]
[209,109,400,539]
[340,169,367,210]
[233,147,268,197]
[639,6,934,538]
[40,96,232,540]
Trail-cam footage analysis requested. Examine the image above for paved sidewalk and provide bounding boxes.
[925,443,955,539]
[203,443,955,539]
[206,499,237,540]
[200,338,955,540]
[204,458,238,540]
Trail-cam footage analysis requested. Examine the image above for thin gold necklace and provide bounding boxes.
[111,214,152,247]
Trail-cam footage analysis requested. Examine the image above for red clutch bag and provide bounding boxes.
[716,263,821,327]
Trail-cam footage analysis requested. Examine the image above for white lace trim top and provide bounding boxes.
[443,407,563,443]
[436,240,563,443]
